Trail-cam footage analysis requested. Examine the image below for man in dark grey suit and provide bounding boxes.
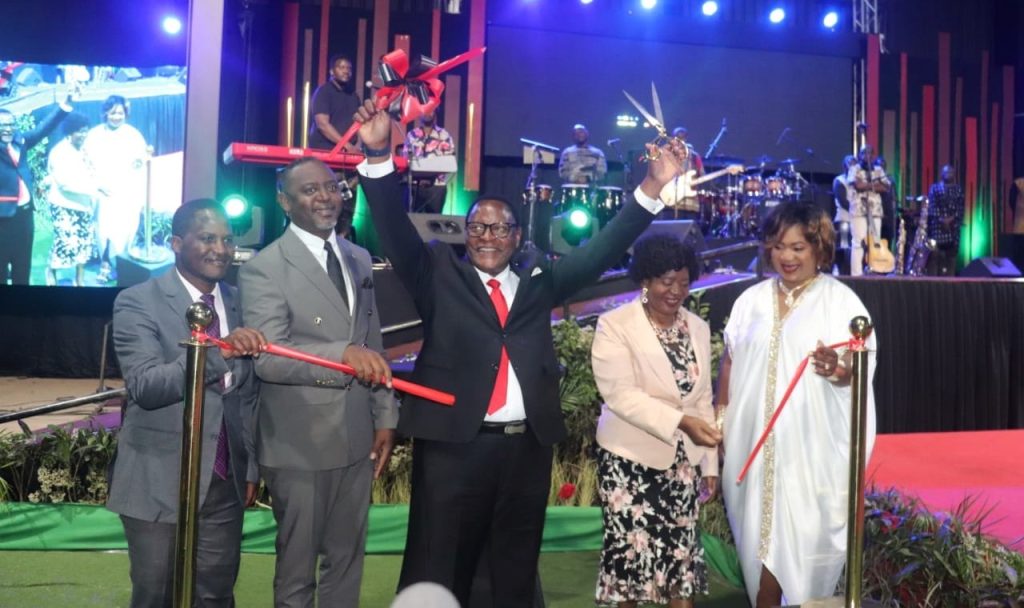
[109,199,267,607]
[239,157,398,607]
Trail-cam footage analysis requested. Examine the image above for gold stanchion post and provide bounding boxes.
[845,316,873,608]
[172,302,215,608]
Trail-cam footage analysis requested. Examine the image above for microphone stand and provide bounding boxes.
[705,119,727,159]
[513,146,546,270]
[608,140,632,192]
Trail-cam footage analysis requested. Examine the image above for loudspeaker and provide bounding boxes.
[113,67,143,82]
[409,213,466,245]
[232,206,264,248]
[630,220,707,255]
[960,256,1022,278]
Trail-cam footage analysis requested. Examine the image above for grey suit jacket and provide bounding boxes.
[107,271,259,523]
[238,228,398,471]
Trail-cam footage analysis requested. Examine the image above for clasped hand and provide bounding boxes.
[219,328,267,359]
[343,344,393,388]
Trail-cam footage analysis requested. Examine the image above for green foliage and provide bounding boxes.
[0,426,117,505]
[371,440,412,505]
[856,487,1024,607]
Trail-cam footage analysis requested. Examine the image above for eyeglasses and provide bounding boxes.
[466,222,518,238]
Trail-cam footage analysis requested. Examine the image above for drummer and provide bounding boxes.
[558,123,607,184]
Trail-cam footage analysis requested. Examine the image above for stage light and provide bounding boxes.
[580,0,594,4]
[769,8,785,23]
[161,15,183,36]
[568,208,591,230]
[222,195,249,219]
[554,208,598,251]
[640,0,657,10]
[702,1,719,16]
[822,10,839,28]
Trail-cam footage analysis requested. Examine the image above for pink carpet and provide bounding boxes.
[867,430,1024,549]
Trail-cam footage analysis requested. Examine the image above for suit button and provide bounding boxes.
[492,363,499,371]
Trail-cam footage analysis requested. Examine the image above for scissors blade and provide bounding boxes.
[622,90,664,135]
[650,82,666,131]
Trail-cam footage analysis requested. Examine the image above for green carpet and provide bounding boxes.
[0,550,749,607]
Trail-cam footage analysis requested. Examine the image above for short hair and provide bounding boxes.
[672,127,688,139]
[572,123,588,132]
[843,154,856,169]
[172,198,228,237]
[329,54,352,70]
[102,95,128,117]
[628,232,700,284]
[276,157,326,194]
[62,112,90,136]
[760,200,835,270]
[465,195,521,227]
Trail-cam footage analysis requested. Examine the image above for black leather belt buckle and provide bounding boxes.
[480,421,527,435]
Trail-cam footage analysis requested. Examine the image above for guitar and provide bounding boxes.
[659,164,745,209]
[863,193,895,274]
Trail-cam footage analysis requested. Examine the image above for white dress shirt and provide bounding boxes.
[177,270,233,389]
[288,222,355,310]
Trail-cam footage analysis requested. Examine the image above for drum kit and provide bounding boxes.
[690,154,808,238]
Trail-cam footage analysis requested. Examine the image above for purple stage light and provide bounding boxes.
[580,0,594,4]
[769,7,785,23]
[162,15,183,35]
[640,0,657,9]
[702,1,719,16]
[823,10,839,28]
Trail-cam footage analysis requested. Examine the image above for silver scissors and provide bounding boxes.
[622,82,687,162]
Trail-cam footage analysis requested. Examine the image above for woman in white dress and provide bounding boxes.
[717,200,877,607]
[84,94,147,284]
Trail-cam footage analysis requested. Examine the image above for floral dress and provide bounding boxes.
[595,316,708,605]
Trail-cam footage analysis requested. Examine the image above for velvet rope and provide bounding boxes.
[192,331,455,406]
[735,338,866,484]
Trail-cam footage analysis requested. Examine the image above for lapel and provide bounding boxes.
[156,270,196,340]
[218,282,247,388]
[456,259,501,326]
[625,299,686,403]
[280,228,351,319]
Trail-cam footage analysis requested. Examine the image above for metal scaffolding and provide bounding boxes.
[852,0,880,151]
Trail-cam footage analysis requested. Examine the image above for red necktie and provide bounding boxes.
[486,279,510,415]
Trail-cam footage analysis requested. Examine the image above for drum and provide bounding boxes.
[524,184,554,204]
[594,186,624,226]
[558,184,592,215]
[741,176,764,197]
[697,190,726,227]
[765,176,790,199]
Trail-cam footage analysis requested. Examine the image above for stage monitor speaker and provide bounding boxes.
[960,256,1022,278]
[113,67,143,82]
[630,220,707,255]
[409,213,466,245]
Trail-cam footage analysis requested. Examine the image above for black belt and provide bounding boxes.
[479,420,528,435]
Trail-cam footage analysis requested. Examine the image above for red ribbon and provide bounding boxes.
[735,338,866,484]
[328,47,487,157]
[193,331,455,407]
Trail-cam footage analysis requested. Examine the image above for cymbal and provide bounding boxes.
[778,157,801,165]
[754,155,773,165]
[704,154,745,166]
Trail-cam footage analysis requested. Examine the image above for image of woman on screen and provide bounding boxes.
[590,233,722,607]
[718,201,876,607]
[45,112,101,286]
[84,94,147,285]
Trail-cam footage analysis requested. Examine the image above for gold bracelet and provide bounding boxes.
[714,405,727,431]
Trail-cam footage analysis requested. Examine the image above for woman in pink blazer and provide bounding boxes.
[591,233,722,608]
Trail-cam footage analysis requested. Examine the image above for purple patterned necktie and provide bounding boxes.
[199,293,230,481]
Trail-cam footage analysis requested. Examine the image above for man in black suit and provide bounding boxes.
[354,100,686,606]
[0,98,72,284]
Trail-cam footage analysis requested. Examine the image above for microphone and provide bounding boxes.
[607,138,621,147]
[776,127,790,147]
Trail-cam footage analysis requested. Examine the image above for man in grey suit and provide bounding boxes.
[239,157,399,607]
[109,198,267,607]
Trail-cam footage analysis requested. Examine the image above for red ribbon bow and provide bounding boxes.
[330,47,487,157]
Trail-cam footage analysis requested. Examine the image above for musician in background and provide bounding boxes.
[308,54,361,151]
[846,144,890,276]
[559,123,607,184]
[672,127,704,178]
[404,111,455,213]
[925,164,963,276]
[831,155,856,275]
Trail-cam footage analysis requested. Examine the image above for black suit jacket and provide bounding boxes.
[360,170,655,446]
[0,106,68,215]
